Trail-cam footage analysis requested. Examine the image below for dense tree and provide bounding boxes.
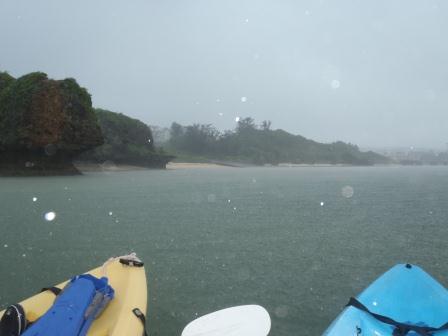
[166,117,389,166]
[0,72,103,175]
[0,72,103,152]
[236,117,256,133]
[79,109,173,168]
[261,120,272,131]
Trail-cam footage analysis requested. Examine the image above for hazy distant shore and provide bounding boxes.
[75,161,384,172]
[75,163,150,172]
[167,162,231,169]
[75,162,230,172]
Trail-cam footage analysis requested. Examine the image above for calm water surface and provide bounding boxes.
[1,166,448,335]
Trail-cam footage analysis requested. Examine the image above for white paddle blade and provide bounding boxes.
[181,305,271,336]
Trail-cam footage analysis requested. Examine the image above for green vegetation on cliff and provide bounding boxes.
[167,118,389,165]
[0,71,174,174]
[0,71,103,175]
[79,109,173,168]
[0,72,103,152]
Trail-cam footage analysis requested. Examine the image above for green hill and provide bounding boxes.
[79,109,173,168]
[0,71,103,175]
[166,118,389,166]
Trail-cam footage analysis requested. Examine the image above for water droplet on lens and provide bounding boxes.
[3,244,8,248]
[44,144,57,156]
[236,268,250,281]
[240,97,247,102]
[331,79,340,89]
[320,202,325,206]
[44,212,56,221]
[32,197,37,202]
[109,211,113,216]
[341,186,354,198]
[275,305,289,318]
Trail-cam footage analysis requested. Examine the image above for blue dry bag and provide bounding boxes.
[22,274,114,336]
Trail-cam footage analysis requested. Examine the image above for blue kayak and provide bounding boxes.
[324,264,448,335]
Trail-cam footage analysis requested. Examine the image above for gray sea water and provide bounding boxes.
[1,166,448,335]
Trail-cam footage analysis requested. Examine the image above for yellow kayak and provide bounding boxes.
[0,255,147,336]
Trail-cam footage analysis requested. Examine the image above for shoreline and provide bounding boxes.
[166,162,230,169]
[73,162,446,173]
[74,162,230,172]
[74,163,150,172]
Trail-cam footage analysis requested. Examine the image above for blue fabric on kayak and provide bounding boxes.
[23,274,114,336]
[323,264,448,335]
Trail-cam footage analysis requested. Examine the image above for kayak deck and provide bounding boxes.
[324,264,448,335]
[0,259,147,336]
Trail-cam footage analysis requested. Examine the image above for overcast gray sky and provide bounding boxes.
[1,0,447,149]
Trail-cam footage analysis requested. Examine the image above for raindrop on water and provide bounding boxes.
[44,212,56,221]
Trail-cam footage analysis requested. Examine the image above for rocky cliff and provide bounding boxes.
[0,72,103,175]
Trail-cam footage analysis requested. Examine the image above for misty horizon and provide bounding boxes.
[1,0,447,149]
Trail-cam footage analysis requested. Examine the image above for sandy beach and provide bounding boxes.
[166,162,229,169]
[74,162,150,172]
[74,162,229,172]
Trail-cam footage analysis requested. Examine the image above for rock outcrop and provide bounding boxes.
[0,72,103,175]
[79,109,174,168]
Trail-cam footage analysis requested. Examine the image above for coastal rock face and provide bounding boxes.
[0,72,103,175]
[79,109,174,168]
